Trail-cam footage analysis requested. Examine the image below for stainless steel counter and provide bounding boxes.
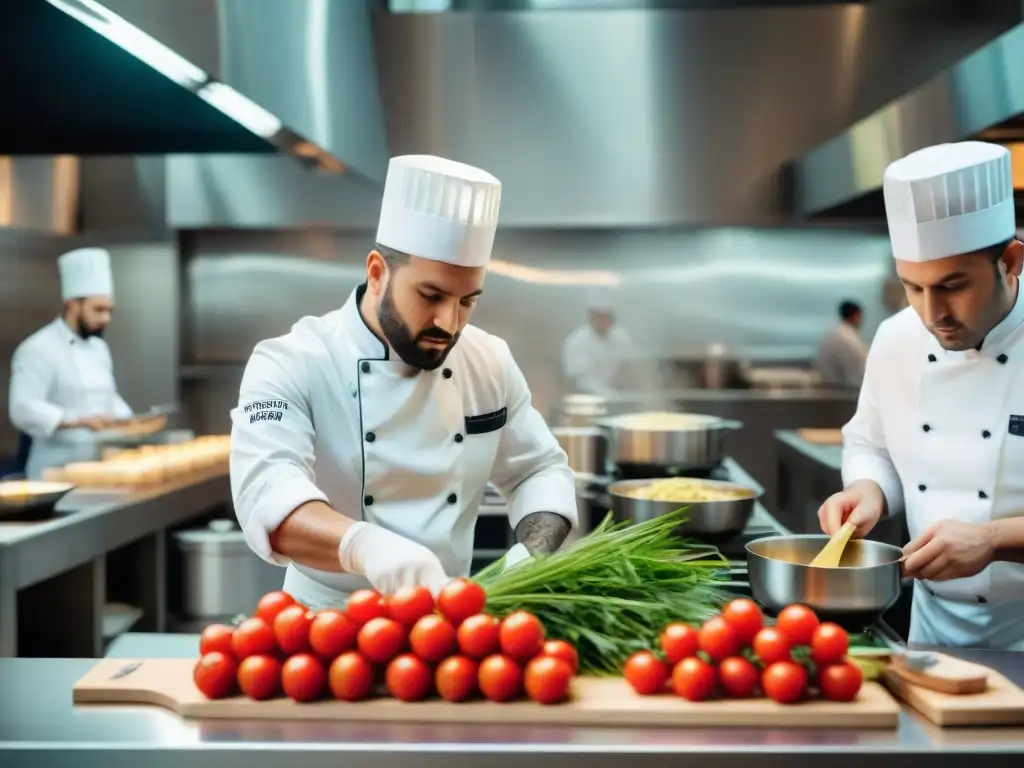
[2,638,1024,767]
[0,470,231,657]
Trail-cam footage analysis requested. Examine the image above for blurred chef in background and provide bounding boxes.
[815,300,869,388]
[561,288,634,397]
[8,247,133,478]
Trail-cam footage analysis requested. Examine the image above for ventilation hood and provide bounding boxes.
[789,21,1024,218]
[1,0,389,184]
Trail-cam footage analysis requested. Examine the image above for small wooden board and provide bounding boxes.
[73,658,900,729]
[796,428,843,445]
[882,653,1024,727]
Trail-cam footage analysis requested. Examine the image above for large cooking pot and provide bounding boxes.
[745,535,903,631]
[554,394,609,428]
[597,411,743,471]
[552,427,607,477]
[608,476,762,541]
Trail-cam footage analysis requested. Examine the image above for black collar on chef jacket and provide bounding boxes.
[348,283,389,361]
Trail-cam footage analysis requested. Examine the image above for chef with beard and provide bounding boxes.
[818,141,1024,649]
[8,247,133,478]
[230,155,578,607]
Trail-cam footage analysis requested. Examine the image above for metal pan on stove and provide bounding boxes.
[597,411,743,472]
[0,480,76,521]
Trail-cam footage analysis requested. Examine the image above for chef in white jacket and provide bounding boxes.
[9,247,133,478]
[815,300,869,388]
[230,155,578,608]
[561,288,633,397]
[818,141,1024,649]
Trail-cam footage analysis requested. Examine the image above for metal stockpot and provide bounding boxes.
[608,477,762,541]
[597,412,743,470]
[552,427,607,477]
[745,535,903,630]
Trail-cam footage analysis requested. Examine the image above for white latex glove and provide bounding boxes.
[338,522,449,596]
[502,542,533,572]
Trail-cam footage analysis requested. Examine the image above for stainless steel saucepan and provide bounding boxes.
[745,534,904,631]
[0,480,76,521]
[597,411,744,471]
[608,476,763,541]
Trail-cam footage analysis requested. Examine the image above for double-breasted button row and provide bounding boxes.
[922,584,987,603]
[365,493,457,507]
[921,426,992,438]
[917,484,990,500]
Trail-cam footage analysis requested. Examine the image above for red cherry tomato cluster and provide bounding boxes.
[193,579,578,706]
[622,599,863,705]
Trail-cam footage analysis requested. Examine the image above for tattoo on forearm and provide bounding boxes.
[515,512,570,556]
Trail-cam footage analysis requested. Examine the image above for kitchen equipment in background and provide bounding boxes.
[597,411,743,471]
[174,520,284,621]
[554,394,608,428]
[742,366,823,390]
[0,479,76,521]
[745,534,903,631]
[552,427,606,478]
[607,476,761,542]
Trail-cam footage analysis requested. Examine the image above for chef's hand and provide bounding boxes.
[817,479,885,538]
[501,542,533,573]
[65,416,116,431]
[902,520,995,581]
[338,521,449,596]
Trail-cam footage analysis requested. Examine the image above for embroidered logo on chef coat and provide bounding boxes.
[243,399,289,424]
[1009,414,1024,437]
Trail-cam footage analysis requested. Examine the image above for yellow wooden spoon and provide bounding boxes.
[810,520,857,568]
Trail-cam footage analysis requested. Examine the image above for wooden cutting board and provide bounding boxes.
[796,428,844,445]
[72,658,899,728]
[882,653,1024,727]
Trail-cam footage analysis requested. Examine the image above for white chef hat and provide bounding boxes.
[586,286,617,311]
[376,155,502,268]
[58,247,114,301]
[883,141,1015,262]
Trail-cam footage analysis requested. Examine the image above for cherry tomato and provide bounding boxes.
[282,653,327,702]
[718,656,759,698]
[721,599,764,644]
[437,578,486,625]
[328,651,375,701]
[699,616,740,662]
[810,622,849,665]
[274,604,313,655]
[478,654,522,702]
[309,610,358,659]
[256,590,297,626]
[456,613,501,659]
[386,653,433,702]
[623,650,669,695]
[540,639,579,674]
[193,651,238,699]
[387,586,436,626]
[672,656,717,701]
[499,611,545,662]
[436,655,479,702]
[231,617,277,660]
[237,654,282,700]
[409,614,457,662]
[776,604,820,646]
[752,627,792,665]
[347,589,388,625]
[357,617,407,664]
[660,622,700,665]
[524,655,574,705]
[198,624,235,658]
[762,660,808,704]
[818,661,863,702]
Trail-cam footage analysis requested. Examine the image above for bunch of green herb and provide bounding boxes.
[473,507,731,675]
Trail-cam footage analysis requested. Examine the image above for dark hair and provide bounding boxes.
[839,300,862,320]
[376,243,411,269]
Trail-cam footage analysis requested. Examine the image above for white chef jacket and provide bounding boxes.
[230,284,578,608]
[842,297,1024,650]
[561,324,633,397]
[816,322,869,388]
[8,318,133,479]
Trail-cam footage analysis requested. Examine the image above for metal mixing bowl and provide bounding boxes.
[745,535,903,629]
[608,477,762,541]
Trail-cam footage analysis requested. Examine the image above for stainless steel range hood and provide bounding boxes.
[790,22,1024,218]
[44,0,390,184]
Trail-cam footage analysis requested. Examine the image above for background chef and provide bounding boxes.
[561,287,634,397]
[8,247,133,479]
[818,141,1024,649]
[230,154,578,608]
[814,299,869,388]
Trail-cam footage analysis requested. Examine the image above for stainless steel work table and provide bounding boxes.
[0,469,231,657]
[2,637,1024,767]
